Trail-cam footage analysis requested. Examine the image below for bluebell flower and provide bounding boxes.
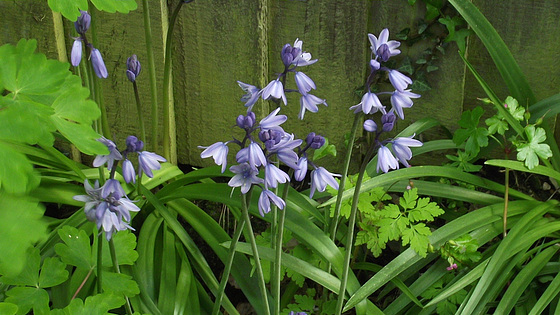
[310,167,340,198]
[73,179,103,215]
[236,111,257,130]
[388,70,412,92]
[294,71,316,94]
[299,93,327,120]
[236,141,267,169]
[377,145,399,173]
[74,179,139,240]
[122,159,136,183]
[199,141,229,173]
[294,156,308,181]
[391,135,423,167]
[364,119,377,132]
[126,54,141,82]
[91,48,108,79]
[368,29,401,62]
[259,128,284,150]
[264,163,290,188]
[138,151,166,178]
[259,107,287,130]
[228,163,264,194]
[258,189,285,217]
[93,137,123,170]
[349,91,385,114]
[292,38,317,67]
[262,79,287,105]
[237,81,262,110]
[71,39,82,66]
[74,10,91,34]
[288,312,308,315]
[391,89,421,119]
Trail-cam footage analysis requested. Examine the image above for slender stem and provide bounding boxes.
[241,191,271,315]
[97,232,103,294]
[141,0,159,151]
[133,81,146,141]
[273,179,292,315]
[162,1,185,164]
[329,114,361,241]
[503,167,510,237]
[212,219,246,315]
[72,268,93,300]
[109,239,134,315]
[335,143,374,315]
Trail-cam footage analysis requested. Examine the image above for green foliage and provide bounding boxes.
[355,188,444,258]
[452,106,489,156]
[421,273,468,315]
[282,288,336,315]
[514,125,552,169]
[0,247,68,315]
[439,234,482,268]
[313,137,337,161]
[327,173,391,219]
[48,0,137,21]
[0,192,47,277]
[445,150,482,172]
[50,292,125,315]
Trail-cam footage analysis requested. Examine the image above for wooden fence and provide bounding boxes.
[1,0,559,171]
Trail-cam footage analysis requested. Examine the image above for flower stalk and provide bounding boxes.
[141,0,159,152]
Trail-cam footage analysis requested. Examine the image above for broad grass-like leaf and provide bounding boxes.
[342,200,541,311]
[448,0,536,106]
[529,268,560,315]
[485,159,560,183]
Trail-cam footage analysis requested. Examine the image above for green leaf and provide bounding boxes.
[38,257,69,288]
[485,115,509,135]
[0,193,47,277]
[401,223,431,258]
[0,246,40,286]
[0,303,18,315]
[505,96,525,121]
[102,272,140,297]
[425,3,440,20]
[102,230,138,267]
[0,98,55,146]
[47,0,88,21]
[516,125,552,169]
[55,226,94,270]
[5,287,49,315]
[313,137,337,160]
[89,0,137,14]
[51,292,125,315]
[453,106,489,156]
[398,57,414,75]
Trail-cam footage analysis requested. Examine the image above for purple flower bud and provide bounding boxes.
[281,44,296,67]
[381,112,396,132]
[236,111,256,130]
[259,129,283,150]
[126,54,141,82]
[91,48,108,79]
[71,39,82,67]
[126,135,144,152]
[306,132,325,149]
[377,44,391,62]
[363,119,377,132]
[74,11,91,34]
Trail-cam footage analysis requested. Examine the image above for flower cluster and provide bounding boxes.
[237,39,327,120]
[351,29,423,173]
[74,136,166,239]
[70,10,108,78]
[199,108,339,216]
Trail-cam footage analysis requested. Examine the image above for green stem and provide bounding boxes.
[329,114,361,241]
[273,179,292,315]
[162,1,186,164]
[335,142,374,315]
[109,239,134,315]
[97,232,103,294]
[241,191,271,315]
[141,0,159,151]
[133,81,146,141]
[212,219,246,315]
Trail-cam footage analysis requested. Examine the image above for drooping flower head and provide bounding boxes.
[258,189,285,217]
[93,137,123,170]
[309,167,340,198]
[228,163,264,194]
[91,47,108,79]
[237,81,261,110]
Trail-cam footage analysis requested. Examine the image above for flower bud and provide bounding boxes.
[363,119,377,132]
[126,54,141,82]
[74,11,91,34]
[236,111,256,130]
[306,132,325,149]
[90,48,108,79]
[381,112,396,132]
[126,135,144,152]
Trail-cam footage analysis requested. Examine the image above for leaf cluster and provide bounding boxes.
[355,188,444,258]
